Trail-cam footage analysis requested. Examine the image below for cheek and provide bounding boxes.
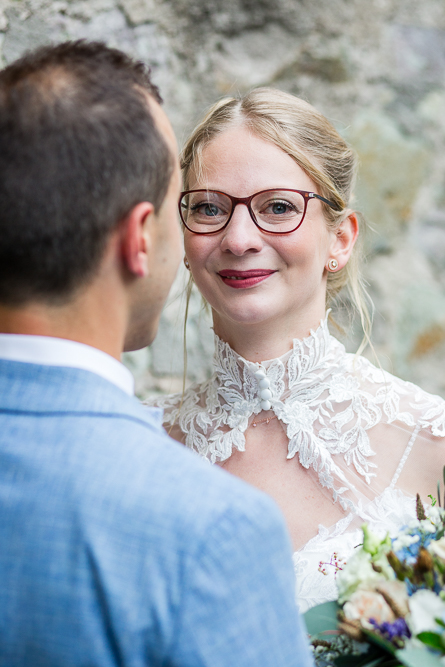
[184,234,214,269]
[279,224,332,265]
[272,237,315,266]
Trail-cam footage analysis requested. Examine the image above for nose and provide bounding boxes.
[219,203,264,255]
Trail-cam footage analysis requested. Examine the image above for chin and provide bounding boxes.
[123,320,158,352]
[214,302,280,327]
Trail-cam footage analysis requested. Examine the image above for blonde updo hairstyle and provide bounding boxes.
[181,87,371,349]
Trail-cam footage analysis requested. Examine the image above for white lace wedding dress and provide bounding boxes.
[145,316,445,612]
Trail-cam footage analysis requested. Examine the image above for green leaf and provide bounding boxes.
[333,656,382,666]
[303,600,340,636]
[428,495,437,507]
[417,631,445,652]
[334,651,401,666]
[362,628,397,656]
[396,647,444,667]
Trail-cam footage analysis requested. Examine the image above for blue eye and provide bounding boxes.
[260,200,297,217]
[191,202,222,217]
[203,204,219,217]
[182,191,231,231]
[271,201,291,215]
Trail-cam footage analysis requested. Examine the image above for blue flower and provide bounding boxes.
[404,574,442,597]
[392,526,436,566]
[370,617,411,641]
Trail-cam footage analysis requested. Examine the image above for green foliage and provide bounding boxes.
[304,600,340,636]
[361,628,397,655]
[334,650,398,666]
[417,631,445,652]
[395,647,444,667]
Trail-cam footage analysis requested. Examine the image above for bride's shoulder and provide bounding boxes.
[343,349,443,400]
[142,376,213,419]
[340,349,445,433]
[143,390,182,410]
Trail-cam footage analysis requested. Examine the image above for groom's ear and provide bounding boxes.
[119,202,155,278]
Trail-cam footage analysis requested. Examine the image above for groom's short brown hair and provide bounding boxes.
[0,40,173,305]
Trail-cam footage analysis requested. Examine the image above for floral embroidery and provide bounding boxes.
[146,314,445,511]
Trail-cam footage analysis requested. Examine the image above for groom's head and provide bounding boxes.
[0,41,182,349]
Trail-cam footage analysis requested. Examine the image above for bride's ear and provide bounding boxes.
[327,212,359,271]
[119,202,155,278]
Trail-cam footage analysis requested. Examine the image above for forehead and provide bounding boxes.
[189,125,316,194]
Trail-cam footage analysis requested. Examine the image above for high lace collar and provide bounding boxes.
[212,313,341,420]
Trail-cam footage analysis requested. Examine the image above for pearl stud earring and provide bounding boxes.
[327,258,338,272]
[184,257,190,270]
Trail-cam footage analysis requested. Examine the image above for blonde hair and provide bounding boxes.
[181,87,372,350]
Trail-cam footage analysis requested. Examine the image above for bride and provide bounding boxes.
[146,88,445,612]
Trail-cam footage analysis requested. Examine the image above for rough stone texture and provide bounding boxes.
[3,0,445,397]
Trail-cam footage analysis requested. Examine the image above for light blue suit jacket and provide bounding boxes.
[0,359,313,666]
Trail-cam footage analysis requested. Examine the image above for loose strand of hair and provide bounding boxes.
[167,274,193,436]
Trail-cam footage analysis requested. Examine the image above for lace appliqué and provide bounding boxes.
[146,315,445,510]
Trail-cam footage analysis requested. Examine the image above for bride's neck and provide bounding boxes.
[212,308,327,362]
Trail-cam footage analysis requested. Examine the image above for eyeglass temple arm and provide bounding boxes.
[309,192,343,212]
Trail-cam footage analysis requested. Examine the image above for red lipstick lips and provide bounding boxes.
[218,269,276,289]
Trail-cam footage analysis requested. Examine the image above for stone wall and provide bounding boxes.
[3,0,445,398]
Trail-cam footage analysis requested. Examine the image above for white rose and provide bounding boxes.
[408,590,445,636]
[344,589,394,629]
[337,549,392,604]
[426,506,443,524]
[429,536,445,562]
[377,580,410,617]
[419,519,437,534]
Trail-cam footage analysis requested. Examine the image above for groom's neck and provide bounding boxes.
[0,275,127,362]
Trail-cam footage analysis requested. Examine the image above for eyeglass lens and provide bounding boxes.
[180,190,307,234]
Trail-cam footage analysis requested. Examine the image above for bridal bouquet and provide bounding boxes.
[305,491,445,667]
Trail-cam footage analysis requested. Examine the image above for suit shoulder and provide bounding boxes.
[56,406,280,546]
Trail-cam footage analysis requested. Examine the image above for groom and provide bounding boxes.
[0,41,312,666]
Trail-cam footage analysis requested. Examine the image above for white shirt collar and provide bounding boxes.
[0,334,134,396]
